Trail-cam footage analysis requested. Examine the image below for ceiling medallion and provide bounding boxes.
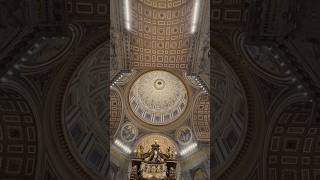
[176,126,193,145]
[129,70,188,125]
[121,122,138,142]
[154,79,165,90]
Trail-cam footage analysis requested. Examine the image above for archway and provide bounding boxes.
[130,134,179,179]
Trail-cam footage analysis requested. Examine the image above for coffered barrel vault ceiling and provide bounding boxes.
[0,88,38,180]
[128,0,194,70]
[140,0,189,9]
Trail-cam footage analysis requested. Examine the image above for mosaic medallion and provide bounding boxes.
[121,122,138,142]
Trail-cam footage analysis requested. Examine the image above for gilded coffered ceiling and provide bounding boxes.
[128,0,194,70]
[139,0,188,9]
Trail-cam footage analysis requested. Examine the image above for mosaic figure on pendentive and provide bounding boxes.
[178,127,192,144]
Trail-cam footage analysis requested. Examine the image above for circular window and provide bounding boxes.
[129,70,188,125]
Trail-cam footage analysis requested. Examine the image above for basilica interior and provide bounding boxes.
[0,0,320,180]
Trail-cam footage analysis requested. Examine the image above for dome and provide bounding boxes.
[129,70,188,125]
